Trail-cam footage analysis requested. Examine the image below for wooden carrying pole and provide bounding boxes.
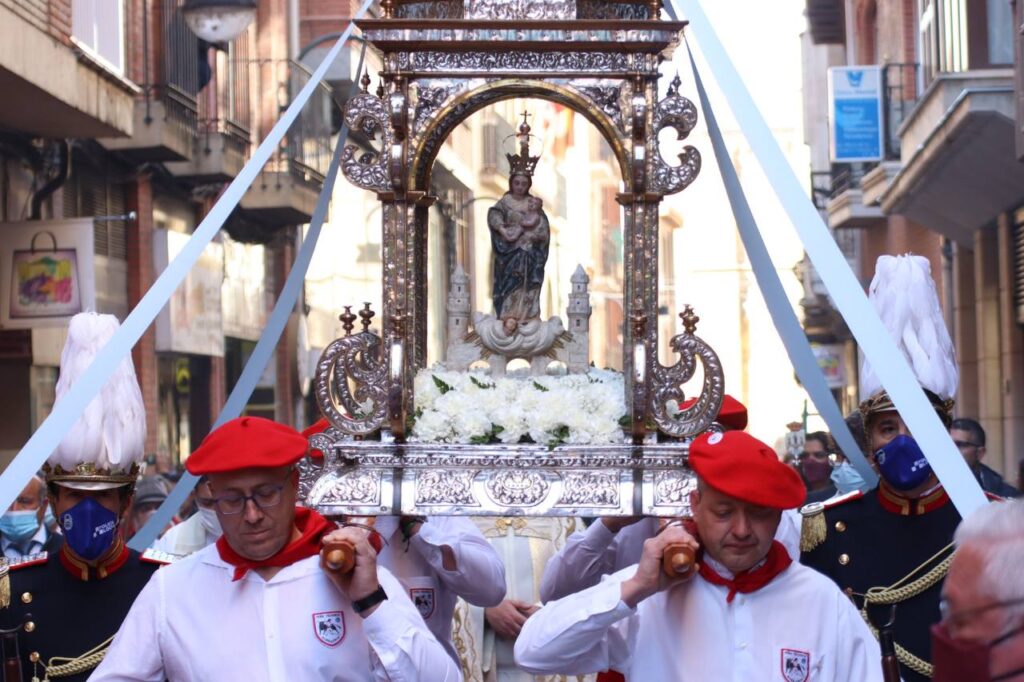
[320,516,377,574]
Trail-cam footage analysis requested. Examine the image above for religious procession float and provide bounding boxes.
[301,1,724,556]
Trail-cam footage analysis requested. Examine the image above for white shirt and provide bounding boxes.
[540,511,802,603]
[90,544,462,681]
[516,560,882,682]
[375,516,507,663]
[152,513,219,558]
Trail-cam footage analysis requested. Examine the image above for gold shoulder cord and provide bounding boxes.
[857,542,955,679]
[0,559,10,609]
[31,636,114,682]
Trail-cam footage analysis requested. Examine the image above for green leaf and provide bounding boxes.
[470,376,495,389]
[532,381,549,392]
[470,434,492,445]
[432,375,453,394]
[618,415,632,427]
[492,424,505,434]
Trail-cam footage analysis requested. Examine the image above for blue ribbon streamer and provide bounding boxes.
[128,40,370,551]
[685,43,877,488]
[0,0,372,516]
[669,0,987,517]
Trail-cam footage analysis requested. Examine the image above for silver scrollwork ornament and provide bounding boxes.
[342,93,394,193]
[649,84,702,195]
[649,307,725,438]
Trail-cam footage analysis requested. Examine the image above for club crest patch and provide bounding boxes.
[313,611,345,647]
[781,648,810,682]
[410,587,435,619]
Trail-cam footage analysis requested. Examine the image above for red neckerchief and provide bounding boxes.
[216,507,336,581]
[58,537,130,581]
[697,540,792,603]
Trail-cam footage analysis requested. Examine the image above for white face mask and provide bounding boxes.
[198,507,222,537]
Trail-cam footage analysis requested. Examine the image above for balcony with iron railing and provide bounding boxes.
[817,63,919,229]
[167,31,254,181]
[102,0,209,161]
[238,59,336,231]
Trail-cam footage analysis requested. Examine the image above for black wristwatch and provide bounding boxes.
[352,585,388,616]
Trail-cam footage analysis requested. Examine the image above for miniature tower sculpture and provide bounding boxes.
[447,264,471,352]
[566,265,592,373]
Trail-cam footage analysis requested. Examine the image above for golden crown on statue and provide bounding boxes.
[506,112,541,177]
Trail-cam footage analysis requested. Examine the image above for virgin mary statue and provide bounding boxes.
[487,116,550,336]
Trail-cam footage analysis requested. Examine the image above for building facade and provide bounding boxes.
[0,0,325,469]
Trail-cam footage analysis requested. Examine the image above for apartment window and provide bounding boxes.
[72,0,125,75]
[987,0,1014,65]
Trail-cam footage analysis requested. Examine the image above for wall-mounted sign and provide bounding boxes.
[812,342,848,388]
[0,219,97,329]
[828,66,885,162]
[153,229,224,357]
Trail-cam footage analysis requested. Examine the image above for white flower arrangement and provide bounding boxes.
[411,367,627,447]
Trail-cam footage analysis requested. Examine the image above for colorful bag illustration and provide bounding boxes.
[9,231,81,318]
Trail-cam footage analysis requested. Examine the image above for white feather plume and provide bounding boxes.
[48,313,146,472]
[859,255,958,401]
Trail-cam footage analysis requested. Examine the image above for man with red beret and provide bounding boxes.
[540,395,784,604]
[516,431,882,680]
[301,419,507,664]
[91,416,460,681]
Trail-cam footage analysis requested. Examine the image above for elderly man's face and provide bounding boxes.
[942,543,1024,678]
[690,484,781,574]
[207,466,298,561]
[11,478,46,525]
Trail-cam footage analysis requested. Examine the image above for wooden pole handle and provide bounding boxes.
[321,541,355,574]
[662,544,696,577]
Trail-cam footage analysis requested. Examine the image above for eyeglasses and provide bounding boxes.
[209,473,292,515]
[798,451,830,461]
[939,597,1024,630]
[953,440,980,450]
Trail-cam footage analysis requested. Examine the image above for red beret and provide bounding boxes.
[689,431,805,509]
[186,417,309,475]
[301,418,330,460]
[681,394,748,431]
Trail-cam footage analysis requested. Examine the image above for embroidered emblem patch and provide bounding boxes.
[313,611,345,647]
[707,432,724,445]
[411,587,435,619]
[781,648,810,682]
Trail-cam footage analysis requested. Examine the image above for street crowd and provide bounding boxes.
[0,254,1021,681]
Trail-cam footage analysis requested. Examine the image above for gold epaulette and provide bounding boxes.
[799,490,864,552]
[0,552,49,609]
[140,548,178,565]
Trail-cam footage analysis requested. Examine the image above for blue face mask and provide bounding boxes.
[875,434,932,491]
[44,506,56,530]
[0,510,41,545]
[60,498,118,561]
[830,462,867,494]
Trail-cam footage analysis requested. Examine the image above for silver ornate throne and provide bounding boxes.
[301,0,725,518]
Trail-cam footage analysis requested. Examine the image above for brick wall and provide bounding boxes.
[126,173,160,456]
[298,0,359,48]
[0,0,72,43]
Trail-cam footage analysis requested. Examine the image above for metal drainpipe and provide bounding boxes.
[29,139,70,221]
[941,237,955,335]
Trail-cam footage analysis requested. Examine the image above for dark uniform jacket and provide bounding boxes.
[0,537,167,682]
[801,484,961,682]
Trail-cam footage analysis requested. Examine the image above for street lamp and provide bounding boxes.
[182,0,257,43]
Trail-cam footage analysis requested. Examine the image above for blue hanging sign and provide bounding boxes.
[829,66,884,162]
